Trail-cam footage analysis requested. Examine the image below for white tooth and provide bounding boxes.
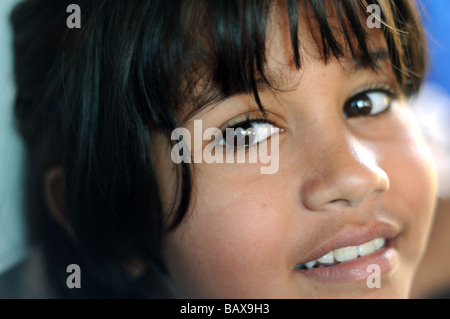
[333,246,358,262]
[317,251,334,264]
[357,241,376,256]
[305,260,317,269]
[373,238,385,250]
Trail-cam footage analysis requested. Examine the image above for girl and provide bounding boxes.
[11,0,436,298]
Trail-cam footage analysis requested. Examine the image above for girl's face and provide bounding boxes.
[159,10,437,298]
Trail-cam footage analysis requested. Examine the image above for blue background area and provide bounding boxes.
[421,0,450,93]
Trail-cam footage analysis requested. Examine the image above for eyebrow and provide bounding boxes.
[253,49,391,93]
[352,49,390,71]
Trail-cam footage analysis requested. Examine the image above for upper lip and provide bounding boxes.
[298,221,400,265]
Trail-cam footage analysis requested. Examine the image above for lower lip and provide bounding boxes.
[296,240,398,283]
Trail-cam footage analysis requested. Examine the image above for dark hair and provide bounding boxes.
[10,0,426,298]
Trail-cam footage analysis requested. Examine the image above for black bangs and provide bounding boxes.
[166,0,425,120]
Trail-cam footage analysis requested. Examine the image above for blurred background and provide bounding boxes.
[0,0,448,298]
[0,0,27,297]
[409,0,450,299]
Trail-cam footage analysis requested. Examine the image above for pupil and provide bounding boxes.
[226,126,255,147]
[351,95,372,116]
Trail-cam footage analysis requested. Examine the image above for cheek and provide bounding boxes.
[379,109,437,265]
[163,178,295,298]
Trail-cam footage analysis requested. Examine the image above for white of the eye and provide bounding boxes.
[220,122,277,146]
[367,91,390,115]
[248,123,276,145]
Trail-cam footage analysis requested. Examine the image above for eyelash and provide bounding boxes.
[343,84,399,119]
[222,115,276,131]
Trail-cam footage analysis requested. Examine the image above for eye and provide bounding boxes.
[343,90,394,118]
[219,119,280,149]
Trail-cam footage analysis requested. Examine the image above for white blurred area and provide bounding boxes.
[410,81,450,298]
[0,0,27,276]
[412,82,450,199]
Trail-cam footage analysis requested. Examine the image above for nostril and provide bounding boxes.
[301,169,389,211]
[327,198,359,208]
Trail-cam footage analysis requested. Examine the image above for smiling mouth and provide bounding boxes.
[295,237,386,270]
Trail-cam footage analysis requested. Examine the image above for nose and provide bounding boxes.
[301,131,390,212]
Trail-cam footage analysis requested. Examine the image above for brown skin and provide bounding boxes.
[156,10,437,298]
[411,198,450,298]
